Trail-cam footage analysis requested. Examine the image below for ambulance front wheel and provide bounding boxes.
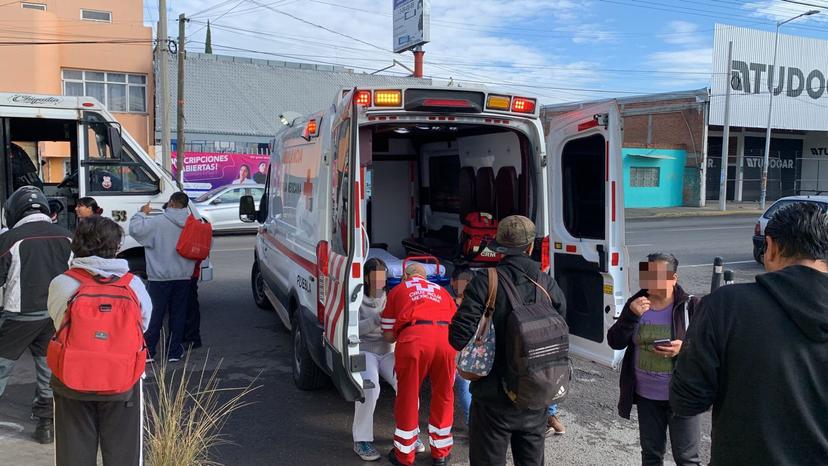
[251,261,273,310]
[292,314,329,390]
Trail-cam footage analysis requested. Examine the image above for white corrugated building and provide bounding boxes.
[155,52,429,155]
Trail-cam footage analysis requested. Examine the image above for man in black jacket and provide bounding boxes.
[670,202,828,465]
[0,186,72,444]
[449,215,566,466]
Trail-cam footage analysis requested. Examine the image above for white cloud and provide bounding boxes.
[648,48,713,73]
[742,0,828,23]
[662,20,705,46]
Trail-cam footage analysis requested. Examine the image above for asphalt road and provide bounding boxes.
[0,214,766,465]
[626,215,764,296]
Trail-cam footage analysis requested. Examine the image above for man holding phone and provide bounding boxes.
[607,253,701,466]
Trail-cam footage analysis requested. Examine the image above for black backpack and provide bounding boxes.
[498,270,570,409]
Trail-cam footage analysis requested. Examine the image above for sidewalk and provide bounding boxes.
[626,202,764,220]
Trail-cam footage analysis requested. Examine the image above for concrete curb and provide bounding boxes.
[626,209,764,220]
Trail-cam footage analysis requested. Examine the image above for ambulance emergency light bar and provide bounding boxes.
[341,88,537,115]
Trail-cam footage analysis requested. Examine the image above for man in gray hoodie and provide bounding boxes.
[129,192,195,362]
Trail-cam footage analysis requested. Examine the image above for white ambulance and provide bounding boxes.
[240,87,627,401]
[0,93,211,279]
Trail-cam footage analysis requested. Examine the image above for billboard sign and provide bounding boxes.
[711,24,828,131]
[393,0,430,53]
[172,152,270,195]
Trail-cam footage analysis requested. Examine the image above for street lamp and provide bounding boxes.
[760,9,820,209]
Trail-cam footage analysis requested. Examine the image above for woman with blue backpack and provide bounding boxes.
[47,216,152,466]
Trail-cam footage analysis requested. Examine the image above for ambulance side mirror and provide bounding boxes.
[239,195,257,223]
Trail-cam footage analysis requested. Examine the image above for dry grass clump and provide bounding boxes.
[145,348,259,466]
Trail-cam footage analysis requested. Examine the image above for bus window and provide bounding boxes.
[561,134,605,240]
[86,143,159,195]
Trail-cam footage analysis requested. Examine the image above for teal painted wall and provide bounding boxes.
[623,148,686,208]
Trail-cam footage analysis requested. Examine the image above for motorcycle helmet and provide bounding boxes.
[4,185,50,228]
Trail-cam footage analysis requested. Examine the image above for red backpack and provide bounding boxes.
[177,214,213,260]
[460,212,502,263]
[47,269,146,395]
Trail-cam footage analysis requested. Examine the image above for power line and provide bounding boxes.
[0,39,154,46]
[243,0,388,52]
[189,0,239,18]
[201,41,657,96]
[196,21,722,76]
[188,0,250,39]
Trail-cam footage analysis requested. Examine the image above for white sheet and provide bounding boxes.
[367,248,446,278]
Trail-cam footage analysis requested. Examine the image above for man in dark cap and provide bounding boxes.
[449,215,566,466]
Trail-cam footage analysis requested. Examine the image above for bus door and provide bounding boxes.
[323,89,366,401]
[546,101,628,368]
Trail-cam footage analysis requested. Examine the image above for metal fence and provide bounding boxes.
[704,151,818,201]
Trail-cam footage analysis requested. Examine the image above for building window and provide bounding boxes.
[630,167,660,187]
[62,70,147,113]
[21,2,46,10]
[80,9,112,22]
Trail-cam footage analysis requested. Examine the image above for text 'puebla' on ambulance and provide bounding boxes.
[0,93,212,280]
[239,86,628,401]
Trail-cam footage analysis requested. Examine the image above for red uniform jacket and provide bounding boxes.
[381,277,457,337]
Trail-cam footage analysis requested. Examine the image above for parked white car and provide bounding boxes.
[753,195,828,263]
[194,184,265,232]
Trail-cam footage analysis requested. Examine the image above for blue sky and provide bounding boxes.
[142,0,828,103]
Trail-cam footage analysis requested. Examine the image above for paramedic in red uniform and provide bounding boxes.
[382,263,457,466]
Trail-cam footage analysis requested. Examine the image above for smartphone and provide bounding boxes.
[652,339,672,348]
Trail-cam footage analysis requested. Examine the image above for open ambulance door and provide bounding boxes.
[322,89,366,401]
[546,101,629,368]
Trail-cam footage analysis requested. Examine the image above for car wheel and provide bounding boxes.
[753,245,764,265]
[251,261,273,310]
[291,314,329,390]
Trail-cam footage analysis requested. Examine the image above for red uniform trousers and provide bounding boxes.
[393,324,456,465]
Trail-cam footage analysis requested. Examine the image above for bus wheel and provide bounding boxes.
[292,314,328,390]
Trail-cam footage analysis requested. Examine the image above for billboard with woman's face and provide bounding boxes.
[172,151,271,194]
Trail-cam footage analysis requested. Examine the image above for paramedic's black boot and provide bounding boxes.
[33,417,53,444]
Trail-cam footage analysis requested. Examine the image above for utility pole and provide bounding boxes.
[719,41,733,211]
[158,0,171,173]
[176,13,187,188]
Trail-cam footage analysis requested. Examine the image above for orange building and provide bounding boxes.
[0,0,153,181]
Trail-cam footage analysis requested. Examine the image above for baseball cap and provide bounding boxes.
[489,215,536,255]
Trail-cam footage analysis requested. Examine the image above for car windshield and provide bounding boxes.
[763,199,828,219]
[195,186,226,203]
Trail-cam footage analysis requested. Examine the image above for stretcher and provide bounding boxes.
[367,249,449,288]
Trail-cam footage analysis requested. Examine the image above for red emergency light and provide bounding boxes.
[511,97,536,114]
[355,90,372,106]
[422,98,474,108]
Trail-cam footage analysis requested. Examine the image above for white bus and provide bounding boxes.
[0,93,211,279]
[240,87,627,401]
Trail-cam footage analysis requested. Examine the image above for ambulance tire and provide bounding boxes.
[251,261,273,310]
[292,314,329,390]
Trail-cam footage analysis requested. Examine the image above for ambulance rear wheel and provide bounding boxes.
[251,261,273,310]
[292,315,328,390]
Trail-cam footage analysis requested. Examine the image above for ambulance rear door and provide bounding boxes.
[546,101,628,368]
[323,89,366,401]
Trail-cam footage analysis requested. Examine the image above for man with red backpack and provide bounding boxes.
[129,192,196,362]
[48,216,151,465]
